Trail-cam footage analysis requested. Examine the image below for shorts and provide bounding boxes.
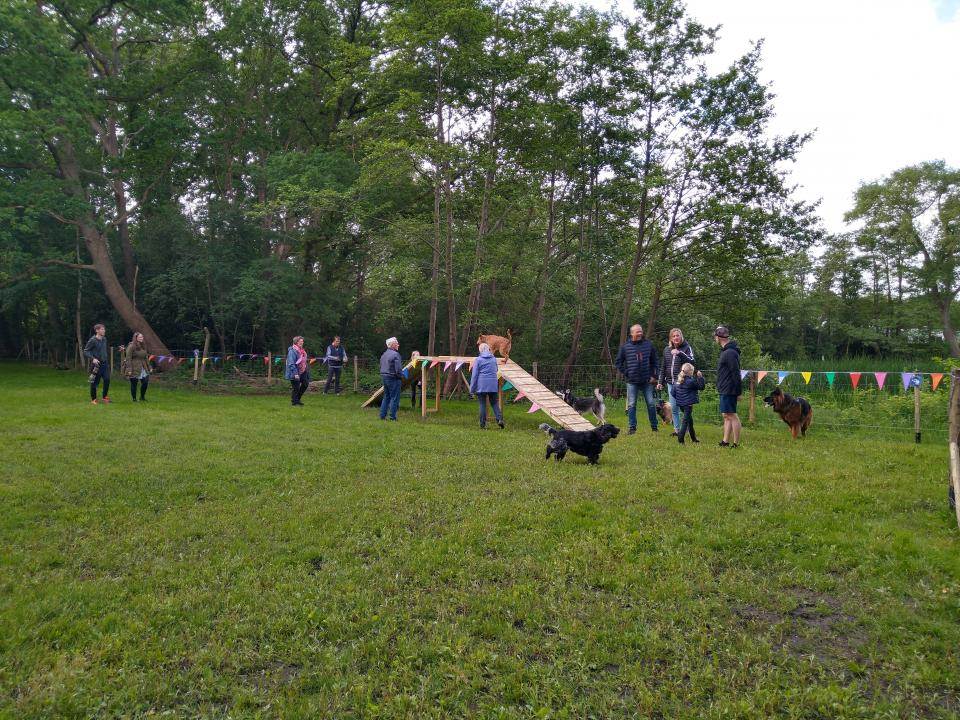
[719,394,739,414]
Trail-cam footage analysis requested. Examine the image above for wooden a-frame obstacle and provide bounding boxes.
[361,354,596,431]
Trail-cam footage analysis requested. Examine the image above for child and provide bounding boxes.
[673,362,704,444]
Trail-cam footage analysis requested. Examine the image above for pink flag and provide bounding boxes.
[527,403,540,413]
[756,370,768,383]
[444,361,453,371]
[515,391,526,401]
[874,372,887,390]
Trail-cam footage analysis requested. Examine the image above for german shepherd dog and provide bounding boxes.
[763,387,813,438]
[477,329,512,359]
[539,423,620,465]
[556,388,606,424]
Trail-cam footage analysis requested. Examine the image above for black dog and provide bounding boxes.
[555,388,606,424]
[539,422,620,465]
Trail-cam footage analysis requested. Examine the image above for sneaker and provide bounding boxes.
[627,427,637,435]
[497,420,505,429]
[730,443,739,449]
[718,441,730,447]
[691,439,700,444]
[90,399,98,405]
[678,439,684,445]
[102,397,111,404]
[670,431,678,437]
[651,426,658,432]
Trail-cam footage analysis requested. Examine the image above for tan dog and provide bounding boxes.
[477,329,512,359]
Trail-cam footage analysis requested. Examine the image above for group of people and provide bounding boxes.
[284,335,348,406]
[82,324,152,404]
[614,323,743,447]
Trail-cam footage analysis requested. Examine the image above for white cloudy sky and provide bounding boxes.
[585,0,960,234]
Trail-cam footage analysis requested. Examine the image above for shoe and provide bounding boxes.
[678,439,684,445]
[651,426,658,432]
[670,431,678,437]
[627,427,636,435]
[497,420,505,429]
[718,441,730,447]
[140,397,147,402]
[102,397,111,404]
[479,424,486,430]
[90,399,98,405]
[131,397,137,402]
[730,443,739,449]
[691,439,700,444]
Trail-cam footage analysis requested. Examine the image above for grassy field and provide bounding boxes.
[1,362,958,719]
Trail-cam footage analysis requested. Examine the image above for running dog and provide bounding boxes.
[763,387,813,438]
[555,388,606,424]
[539,423,620,465]
[477,329,512,359]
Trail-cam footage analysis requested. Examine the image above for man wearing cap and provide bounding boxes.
[379,337,403,421]
[714,325,742,447]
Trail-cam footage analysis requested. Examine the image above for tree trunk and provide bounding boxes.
[940,298,960,358]
[533,171,556,360]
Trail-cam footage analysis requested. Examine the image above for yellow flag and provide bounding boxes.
[801,371,812,384]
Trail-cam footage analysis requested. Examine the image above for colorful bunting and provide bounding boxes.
[874,372,887,390]
[850,372,861,389]
[932,373,944,391]
[527,403,540,414]
[901,372,914,390]
[757,371,768,383]
[825,372,835,386]
[502,381,514,391]
[740,370,749,380]
[777,371,789,385]
[801,371,812,384]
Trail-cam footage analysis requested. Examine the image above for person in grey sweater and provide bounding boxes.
[379,337,403,421]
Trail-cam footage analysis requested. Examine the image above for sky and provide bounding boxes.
[586,0,960,234]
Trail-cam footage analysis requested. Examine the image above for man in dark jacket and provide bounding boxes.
[656,327,695,436]
[615,323,661,434]
[379,336,403,421]
[714,325,742,447]
[83,323,111,404]
[323,336,347,394]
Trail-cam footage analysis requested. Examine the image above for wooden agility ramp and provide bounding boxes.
[361,354,595,431]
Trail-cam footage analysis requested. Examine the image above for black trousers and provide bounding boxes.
[130,377,149,400]
[290,371,311,404]
[324,365,342,394]
[678,404,697,442]
[90,363,110,400]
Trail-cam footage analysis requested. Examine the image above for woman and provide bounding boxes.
[656,327,695,436]
[285,336,310,406]
[469,342,504,429]
[124,332,151,402]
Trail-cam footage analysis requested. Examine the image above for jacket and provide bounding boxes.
[715,340,742,396]
[285,345,308,380]
[673,374,704,406]
[657,341,695,386]
[124,342,151,379]
[469,351,499,394]
[83,336,108,365]
[379,348,402,379]
[615,338,660,385]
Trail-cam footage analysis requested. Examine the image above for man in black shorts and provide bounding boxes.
[714,325,742,447]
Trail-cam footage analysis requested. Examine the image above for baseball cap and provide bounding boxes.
[713,325,730,338]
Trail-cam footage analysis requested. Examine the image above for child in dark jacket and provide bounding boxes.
[674,362,705,444]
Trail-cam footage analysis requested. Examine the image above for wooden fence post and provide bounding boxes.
[532,361,538,380]
[110,346,115,374]
[353,355,359,393]
[948,370,960,531]
[192,350,200,383]
[914,380,921,444]
[267,352,273,385]
[748,372,756,424]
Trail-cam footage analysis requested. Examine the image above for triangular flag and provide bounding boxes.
[901,372,914,390]
[156,355,164,362]
[444,361,453,371]
[149,355,156,361]
[429,360,439,369]
[825,372,835,386]
[202,357,209,365]
[777,371,789,385]
[801,371,812,384]
[527,403,540,413]
[515,391,526,401]
[402,368,409,379]
[496,370,502,379]
[309,357,317,364]
[757,371,768,383]
[874,372,887,390]
[502,381,514,391]
[740,370,749,380]
[422,359,430,367]
[850,372,861,389]
[455,361,464,371]
[932,373,944,391]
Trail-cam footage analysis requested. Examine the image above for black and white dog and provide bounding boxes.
[555,388,606,424]
[539,423,620,465]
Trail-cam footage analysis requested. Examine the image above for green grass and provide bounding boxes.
[1,362,958,719]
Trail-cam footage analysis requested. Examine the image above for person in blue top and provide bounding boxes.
[378,336,403,421]
[469,342,504,430]
[673,362,705,444]
[284,335,310,406]
[614,323,661,434]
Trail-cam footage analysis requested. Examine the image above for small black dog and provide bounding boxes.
[539,422,620,464]
[555,388,606,424]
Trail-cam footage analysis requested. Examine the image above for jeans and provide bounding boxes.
[477,392,503,427]
[129,377,149,400]
[90,363,110,400]
[380,375,401,419]
[667,383,682,431]
[625,382,657,430]
[290,370,311,405]
[678,404,697,442]
[324,366,342,394]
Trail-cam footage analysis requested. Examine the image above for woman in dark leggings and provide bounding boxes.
[125,332,152,401]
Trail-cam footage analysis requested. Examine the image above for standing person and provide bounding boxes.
[124,332,152,402]
[615,323,661,435]
[83,323,111,404]
[323,336,347,395]
[673,363,704,444]
[285,336,311,406]
[714,325,743,447]
[469,342,505,430]
[657,328,695,436]
[379,337,402,421]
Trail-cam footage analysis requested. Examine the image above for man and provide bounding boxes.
[83,323,111,404]
[615,323,661,435]
[656,327,695,436]
[323,336,347,394]
[714,325,742,448]
[379,337,403,421]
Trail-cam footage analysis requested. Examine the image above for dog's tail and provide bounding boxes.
[539,422,557,436]
[507,328,512,340]
[593,387,603,401]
